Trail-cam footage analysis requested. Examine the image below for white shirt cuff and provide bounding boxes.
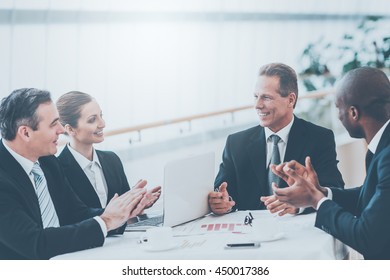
[316,187,333,210]
[93,216,108,237]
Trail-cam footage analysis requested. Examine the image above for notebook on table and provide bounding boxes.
[126,152,215,230]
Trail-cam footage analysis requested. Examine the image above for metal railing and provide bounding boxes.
[104,89,332,138]
[58,89,332,145]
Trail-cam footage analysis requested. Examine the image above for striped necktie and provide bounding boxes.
[31,162,60,228]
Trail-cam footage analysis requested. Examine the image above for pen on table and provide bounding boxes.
[225,242,260,248]
[214,185,233,203]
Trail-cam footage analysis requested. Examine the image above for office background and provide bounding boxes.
[0,0,389,189]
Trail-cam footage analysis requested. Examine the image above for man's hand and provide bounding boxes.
[260,195,298,216]
[271,157,326,209]
[100,188,147,231]
[271,157,321,189]
[208,182,235,215]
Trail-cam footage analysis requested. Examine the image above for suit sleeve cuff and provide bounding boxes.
[93,216,108,238]
[324,187,333,199]
[315,187,332,209]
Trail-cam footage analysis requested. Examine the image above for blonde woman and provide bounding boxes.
[56,91,160,209]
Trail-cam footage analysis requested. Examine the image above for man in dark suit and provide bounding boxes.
[0,88,150,259]
[272,67,390,259]
[209,63,344,215]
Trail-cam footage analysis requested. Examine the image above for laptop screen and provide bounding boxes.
[163,152,215,227]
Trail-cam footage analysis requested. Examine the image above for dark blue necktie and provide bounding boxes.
[365,150,374,172]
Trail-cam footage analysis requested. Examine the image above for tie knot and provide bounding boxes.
[269,134,281,145]
[365,150,374,170]
[89,161,100,172]
[31,162,44,177]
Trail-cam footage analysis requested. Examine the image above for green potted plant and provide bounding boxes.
[299,16,390,92]
[297,16,390,130]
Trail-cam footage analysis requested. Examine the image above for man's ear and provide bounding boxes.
[350,106,360,121]
[288,92,297,108]
[17,126,31,141]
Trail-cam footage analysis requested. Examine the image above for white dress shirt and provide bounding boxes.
[3,140,36,186]
[264,116,294,165]
[3,140,107,237]
[264,116,308,214]
[67,144,108,208]
[368,119,390,154]
[317,119,390,210]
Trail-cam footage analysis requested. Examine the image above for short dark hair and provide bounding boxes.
[0,88,52,140]
[339,67,390,122]
[56,91,93,128]
[259,63,299,107]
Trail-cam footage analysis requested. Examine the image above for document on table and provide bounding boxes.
[174,222,253,236]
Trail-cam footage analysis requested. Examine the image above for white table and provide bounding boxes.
[52,210,348,260]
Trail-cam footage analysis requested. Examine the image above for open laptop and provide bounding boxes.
[126,152,214,230]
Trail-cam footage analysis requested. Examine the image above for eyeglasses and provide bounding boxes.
[244,212,254,226]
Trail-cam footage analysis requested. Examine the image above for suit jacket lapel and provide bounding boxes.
[358,122,390,209]
[374,123,390,157]
[96,151,116,199]
[284,117,306,161]
[279,117,306,188]
[246,126,268,190]
[0,141,41,221]
[60,146,101,207]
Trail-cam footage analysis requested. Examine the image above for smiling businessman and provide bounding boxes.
[208,63,344,215]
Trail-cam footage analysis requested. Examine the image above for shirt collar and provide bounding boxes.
[67,144,101,170]
[367,119,390,154]
[2,139,35,175]
[264,115,295,143]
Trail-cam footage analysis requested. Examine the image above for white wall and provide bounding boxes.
[336,136,367,188]
[1,0,389,145]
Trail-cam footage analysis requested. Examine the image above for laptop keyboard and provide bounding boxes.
[126,215,163,228]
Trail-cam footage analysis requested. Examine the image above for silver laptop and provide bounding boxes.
[126,152,214,230]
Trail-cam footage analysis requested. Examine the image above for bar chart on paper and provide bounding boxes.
[200,223,249,233]
[173,221,252,236]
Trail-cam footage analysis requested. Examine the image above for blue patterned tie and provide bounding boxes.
[31,162,60,228]
[267,135,281,195]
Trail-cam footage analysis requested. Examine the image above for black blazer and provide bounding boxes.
[215,116,344,210]
[0,141,104,260]
[316,123,390,260]
[57,145,130,208]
